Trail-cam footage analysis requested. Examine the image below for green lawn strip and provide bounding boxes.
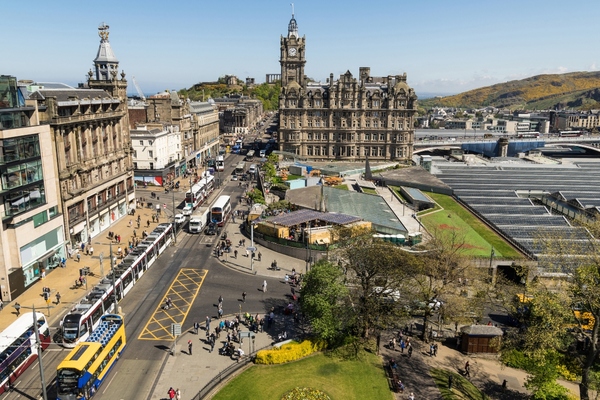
[421,210,493,257]
[430,368,490,400]
[286,174,303,181]
[426,193,523,260]
[334,184,349,190]
[212,352,393,400]
[361,188,378,195]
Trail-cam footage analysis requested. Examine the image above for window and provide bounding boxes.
[148,150,153,158]
[33,210,48,227]
[139,140,144,146]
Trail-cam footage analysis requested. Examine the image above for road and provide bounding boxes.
[5,149,287,400]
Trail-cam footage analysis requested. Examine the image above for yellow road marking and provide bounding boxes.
[138,269,207,340]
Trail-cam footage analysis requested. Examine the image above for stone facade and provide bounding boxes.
[30,24,134,247]
[278,14,417,161]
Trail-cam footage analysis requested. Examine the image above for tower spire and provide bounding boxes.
[288,3,298,38]
[93,23,119,81]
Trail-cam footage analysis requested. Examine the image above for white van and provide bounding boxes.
[259,149,266,158]
[248,164,257,175]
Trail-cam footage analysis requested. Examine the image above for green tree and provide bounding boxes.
[299,260,351,344]
[402,228,486,342]
[333,227,415,339]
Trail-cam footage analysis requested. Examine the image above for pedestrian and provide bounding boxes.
[245,249,249,257]
[430,343,434,357]
[258,251,262,261]
[76,252,81,263]
[433,343,438,357]
[205,316,211,332]
[89,246,94,256]
[81,242,85,252]
[188,340,193,355]
[209,336,215,353]
[408,344,413,358]
[56,292,61,304]
[133,230,137,238]
[464,361,470,377]
[242,291,247,302]
[14,302,20,316]
[129,220,132,228]
[218,295,223,306]
[262,280,267,292]
[194,321,200,334]
[147,219,151,228]
[408,392,415,400]
[175,388,181,400]
[0,299,3,311]
[218,307,223,319]
[168,387,176,400]
[234,249,238,258]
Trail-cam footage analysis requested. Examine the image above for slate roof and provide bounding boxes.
[267,209,361,227]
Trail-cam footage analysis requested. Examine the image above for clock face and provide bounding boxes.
[288,47,297,57]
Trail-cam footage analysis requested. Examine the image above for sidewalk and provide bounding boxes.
[149,313,299,400]
[0,193,171,331]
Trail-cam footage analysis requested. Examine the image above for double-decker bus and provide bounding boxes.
[0,312,50,394]
[56,314,126,400]
[211,195,231,227]
[216,155,225,172]
[184,174,215,209]
[60,223,174,348]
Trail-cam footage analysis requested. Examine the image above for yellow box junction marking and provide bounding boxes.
[138,269,207,340]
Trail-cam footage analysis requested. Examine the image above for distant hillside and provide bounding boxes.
[420,71,600,110]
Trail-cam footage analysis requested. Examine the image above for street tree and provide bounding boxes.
[402,227,487,342]
[299,260,351,344]
[332,226,416,339]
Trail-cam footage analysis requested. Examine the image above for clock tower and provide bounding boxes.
[280,9,306,87]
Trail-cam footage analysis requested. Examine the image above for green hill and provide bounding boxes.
[420,71,600,110]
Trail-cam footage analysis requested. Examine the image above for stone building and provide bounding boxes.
[278,12,417,161]
[29,24,135,247]
[214,95,263,145]
[189,100,220,165]
[131,123,181,186]
[0,75,65,300]
[145,91,194,177]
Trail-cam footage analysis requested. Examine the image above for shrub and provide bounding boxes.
[255,339,327,365]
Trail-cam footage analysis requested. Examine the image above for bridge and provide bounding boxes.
[414,135,600,155]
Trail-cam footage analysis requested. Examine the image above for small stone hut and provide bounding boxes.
[460,325,503,354]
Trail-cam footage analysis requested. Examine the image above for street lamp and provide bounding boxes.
[489,247,495,270]
[14,305,49,400]
[172,186,176,244]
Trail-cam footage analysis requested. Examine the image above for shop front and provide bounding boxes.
[13,226,67,297]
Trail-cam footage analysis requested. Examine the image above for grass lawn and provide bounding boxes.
[212,352,393,400]
[430,368,490,400]
[334,184,349,190]
[286,174,303,181]
[421,193,523,259]
[361,187,378,195]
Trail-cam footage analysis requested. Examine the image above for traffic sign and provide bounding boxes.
[247,246,257,253]
[163,204,167,209]
[171,323,181,337]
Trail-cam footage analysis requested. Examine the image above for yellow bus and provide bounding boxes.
[56,314,126,399]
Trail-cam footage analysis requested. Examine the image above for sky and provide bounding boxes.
[4,0,600,97]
